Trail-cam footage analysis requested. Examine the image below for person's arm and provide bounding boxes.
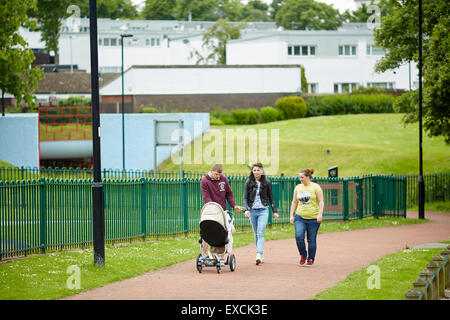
[316,188,324,223]
[290,188,298,224]
[267,180,279,220]
[224,176,239,211]
[243,179,249,211]
[200,179,212,204]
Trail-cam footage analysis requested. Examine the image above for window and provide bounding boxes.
[366,45,384,56]
[308,83,318,94]
[287,45,317,56]
[103,38,110,46]
[367,82,394,89]
[110,38,117,46]
[339,45,357,56]
[334,83,359,93]
[100,66,121,73]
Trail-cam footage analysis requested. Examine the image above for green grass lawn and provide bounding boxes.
[159,114,450,177]
[313,245,448,300]
[0,216,428,300]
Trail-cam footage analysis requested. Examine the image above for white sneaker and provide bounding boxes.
[256,254,262,265]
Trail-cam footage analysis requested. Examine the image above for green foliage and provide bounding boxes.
[305,94,395,117]
[275,95,307,119]
[231,108,259,124]
[0,0,44,109]
[300,65,308,93]
[210,115,225,126]
[57,96,91,107]
[260,106,281,123]
[139,107,158,113]
[210,107,237,125]
[191,19,246,65]
[275,0,343,30]
[374,0,450,144]
[141,0,176,20]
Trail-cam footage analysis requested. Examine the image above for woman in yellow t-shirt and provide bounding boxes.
[289,168,324,267]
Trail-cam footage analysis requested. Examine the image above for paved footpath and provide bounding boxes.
[66,211,450,300]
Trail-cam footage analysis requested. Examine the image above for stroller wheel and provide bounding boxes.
[216,266,221,274]
[196,254,203,273]
[229,254,236,272]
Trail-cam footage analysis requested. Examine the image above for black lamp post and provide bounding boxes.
[89,0,105,266]
[120,33,133,172]
[418,0,425,219]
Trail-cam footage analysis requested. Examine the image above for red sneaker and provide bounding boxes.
[305,258,314,267]
[299,255,307,266]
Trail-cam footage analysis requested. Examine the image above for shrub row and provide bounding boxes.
[211,96,308,125]
[304,94,396,117]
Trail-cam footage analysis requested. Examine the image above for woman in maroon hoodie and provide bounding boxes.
[200,164,243,256]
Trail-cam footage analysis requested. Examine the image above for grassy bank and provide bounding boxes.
[159,114,449,177]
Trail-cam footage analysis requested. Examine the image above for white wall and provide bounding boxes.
[100,66,302,96]
[227,38,418,93]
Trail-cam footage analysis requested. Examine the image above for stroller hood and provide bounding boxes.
[199,202,228,247]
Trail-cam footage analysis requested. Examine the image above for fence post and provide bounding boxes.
[343,179,349,220]
[405,289,422,300]
[140,178,147,240]
[39,179,47,254]
[419,269,433,300]
[413,278,428,300]
[433,255,446,297]
[182,178,188,235]
[355,177,363,219]
[427,261,440,300]
[440,246,450,288]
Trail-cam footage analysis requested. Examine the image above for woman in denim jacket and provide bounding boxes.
[244,163,279,265]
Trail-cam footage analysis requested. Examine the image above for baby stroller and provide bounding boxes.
[196,202,236,274]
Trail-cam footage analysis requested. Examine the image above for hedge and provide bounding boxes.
[305,94,395,117]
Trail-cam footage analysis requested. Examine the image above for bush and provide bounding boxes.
[139,107,158,113]
[57,96,91,107]
[231,108,259,124]
[305,94,395,117]
[275,96,307,119]
[260,106,281,123]
[210,116,225,126]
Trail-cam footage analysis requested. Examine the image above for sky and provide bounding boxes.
[130,0,357,14]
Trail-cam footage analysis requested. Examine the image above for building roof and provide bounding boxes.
[35,71,120,94]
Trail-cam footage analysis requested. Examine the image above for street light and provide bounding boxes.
[418,0,425,219]
[120,33,133,172]
[89,0,105,267]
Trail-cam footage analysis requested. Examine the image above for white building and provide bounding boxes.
[227,23,418,94]
[99,65,302,111]
[34,19,277,73]
[21,19,417,96]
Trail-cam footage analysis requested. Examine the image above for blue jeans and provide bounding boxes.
[249,207,269,255]
[294,214,321,260]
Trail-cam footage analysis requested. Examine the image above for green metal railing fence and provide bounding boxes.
[0,174,406,260]
[1,167,447,207]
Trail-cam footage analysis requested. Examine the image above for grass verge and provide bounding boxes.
[313,244,449,300]
[0,216,428,300]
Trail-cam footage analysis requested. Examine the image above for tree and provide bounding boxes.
[374,0,450,143]
[269,0,285,20]
[32,0,72,63]
[0,0,44,110]
[190,19,246,65]
[241,0,270,21]
[275,0,343,30]
[173,0,220,21]
[141,0,176,20]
